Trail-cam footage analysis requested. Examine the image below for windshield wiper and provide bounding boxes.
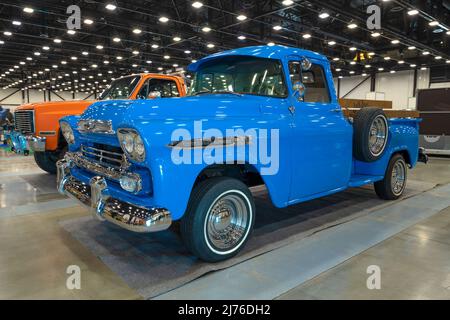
[193,90,243,97]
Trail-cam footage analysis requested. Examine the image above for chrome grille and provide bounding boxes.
[81,143,126,169]
[14,110,35,134]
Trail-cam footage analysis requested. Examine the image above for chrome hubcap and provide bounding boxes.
[391,160,406,195]
[369,115,388,157]
[206,193,249,251]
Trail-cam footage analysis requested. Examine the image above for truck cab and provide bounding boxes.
[57,45,424,262]
[9,73,185,173]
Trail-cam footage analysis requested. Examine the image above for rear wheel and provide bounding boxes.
[374,154,408,200]
[34,148,66,174]
[180,177,255,262]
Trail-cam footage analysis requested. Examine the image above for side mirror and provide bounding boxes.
[292,81,306,102]
[301,57,312,71]
[148,91,162,99]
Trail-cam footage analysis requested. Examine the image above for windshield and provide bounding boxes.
[189,56,287,98]
[99,75,141,100]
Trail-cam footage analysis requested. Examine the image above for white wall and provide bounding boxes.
[0,89,92,111]
[335,68,450,110]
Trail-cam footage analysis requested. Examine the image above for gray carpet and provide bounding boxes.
[59,180,435,299]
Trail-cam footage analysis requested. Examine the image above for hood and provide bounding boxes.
[81,95,272,129]
[15,100,96,112]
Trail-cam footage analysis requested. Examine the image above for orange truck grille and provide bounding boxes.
[14,110,35,134]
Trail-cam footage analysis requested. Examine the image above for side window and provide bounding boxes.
[137,79,180,99]
[288,61,331,103]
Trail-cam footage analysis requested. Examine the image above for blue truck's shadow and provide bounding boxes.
[60,184,389,299]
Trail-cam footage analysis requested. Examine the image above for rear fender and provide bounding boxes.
[353,119,420,176]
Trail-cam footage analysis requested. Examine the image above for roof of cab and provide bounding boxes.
[114,73,184,81]
[188,45,328,72]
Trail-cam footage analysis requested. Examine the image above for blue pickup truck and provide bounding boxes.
[57,45,426,262]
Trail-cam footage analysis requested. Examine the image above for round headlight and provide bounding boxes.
[117,129,146,162]
[134,135,145,157]
[122,134,135,154]
[60,121,75,144]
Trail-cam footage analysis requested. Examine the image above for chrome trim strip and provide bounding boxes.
[77,119,115,134]
[56,161,171,233]
[168,136,252,150]
[39,131,56,136]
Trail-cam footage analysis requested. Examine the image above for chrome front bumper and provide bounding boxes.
[7,130,46,154]
[56,158,172,233]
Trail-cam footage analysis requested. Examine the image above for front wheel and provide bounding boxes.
[374,154,408,200]
[34,149,66,174]
[180,177,255,262]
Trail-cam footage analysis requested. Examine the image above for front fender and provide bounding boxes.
[128,117,289,219]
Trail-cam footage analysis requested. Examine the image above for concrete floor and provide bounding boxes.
[278,206,450,300]
[0,148,449,300]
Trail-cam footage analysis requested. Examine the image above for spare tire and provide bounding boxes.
[353,107,389,162]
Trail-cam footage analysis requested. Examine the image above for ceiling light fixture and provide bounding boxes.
[192,2,203,9]
[105,4,117,11]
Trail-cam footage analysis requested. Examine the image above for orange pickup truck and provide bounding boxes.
[11,73,186,173]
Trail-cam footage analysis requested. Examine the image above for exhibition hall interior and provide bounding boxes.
[0,0,450,301]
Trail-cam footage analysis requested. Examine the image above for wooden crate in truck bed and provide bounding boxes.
[342,108,420,119]
[339,98,393,109]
